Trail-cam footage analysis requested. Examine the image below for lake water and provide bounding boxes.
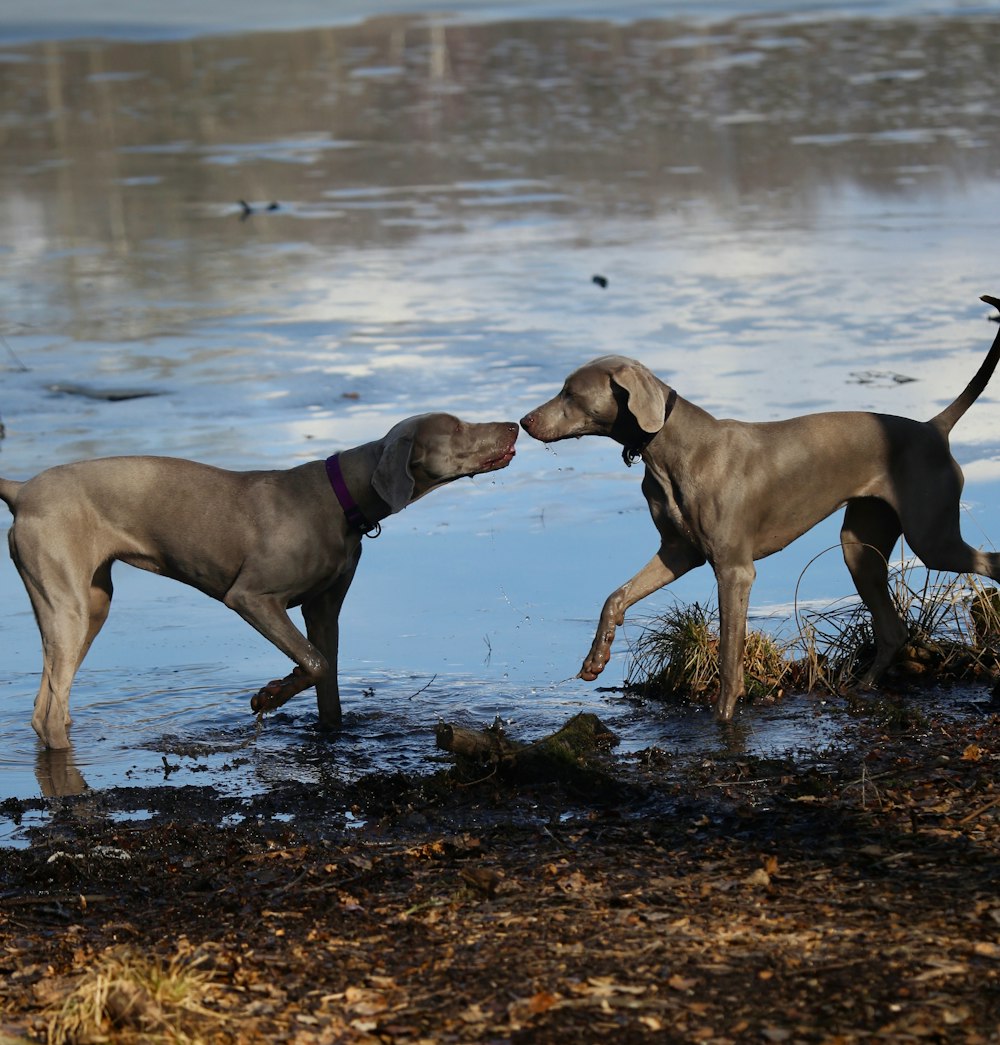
[3,0,1000,842]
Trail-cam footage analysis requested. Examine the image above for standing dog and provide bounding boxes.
[521,296,1000,721]
[1,413,517,748]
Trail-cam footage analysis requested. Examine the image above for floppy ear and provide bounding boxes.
[611,362,666,435]
[372,432,416,514]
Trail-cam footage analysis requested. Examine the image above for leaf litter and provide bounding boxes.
[2,689,1000,1043]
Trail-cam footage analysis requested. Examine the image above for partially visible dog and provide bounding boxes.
[521,296,1000,721]
[1,413,518,748]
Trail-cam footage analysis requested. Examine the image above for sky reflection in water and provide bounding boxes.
[2,2,1000,825]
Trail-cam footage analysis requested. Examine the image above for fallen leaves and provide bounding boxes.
[962,742,984,762]
[4,706,1000,1042]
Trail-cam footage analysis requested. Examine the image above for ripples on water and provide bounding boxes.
[0,662,851,846]
[3,2,1000,840]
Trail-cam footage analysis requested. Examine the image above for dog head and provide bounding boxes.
[373,413,518,513]
[520,356,667,449]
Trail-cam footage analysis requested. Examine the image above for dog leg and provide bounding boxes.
[26,581,107,750]
[252,666,315,713]
[302,559,358,730]
[223,591,330,714]
[580,543,703,681]
[903,507,1000,586]
[15,546,113,749]
[714,561,756,721]
[841,498,908,684]
[31,672,70,750]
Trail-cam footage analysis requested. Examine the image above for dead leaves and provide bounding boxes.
[4,710,1000,1042]
[962,742,984,762]
[506,978,661,1033]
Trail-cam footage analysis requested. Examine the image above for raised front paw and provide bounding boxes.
[251,679,288,714]
[579,645,610,681]
[250,666,309,714]
[579,622,616,682]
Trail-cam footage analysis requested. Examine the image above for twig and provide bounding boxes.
[455,765,498,788]
[1,893,113,906]
[542,824,577,852]
[958,794,1000,824]
[786,959,873,979]
[0,332,28,372]
[408,674,437,700]
[272,867,313,895]
[841,763,886,808]
[402,897,449,917]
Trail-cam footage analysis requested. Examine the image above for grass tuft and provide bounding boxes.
[625,565,1000,706]
[798,567,1000,693]
[625,602,798,705]
[45,946,220,1045]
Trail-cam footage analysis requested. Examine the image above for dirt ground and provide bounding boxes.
[2,689,1000,1044]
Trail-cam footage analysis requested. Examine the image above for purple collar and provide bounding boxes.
[325,454,381,537]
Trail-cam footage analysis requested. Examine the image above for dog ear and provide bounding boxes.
[611,363,665,434]
[372,433,416,514]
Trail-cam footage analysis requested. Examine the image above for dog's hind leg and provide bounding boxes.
[841,497,909,685]
[898,464,1000,584]
[907,527,1000,585]
[15,554,112,750]
[78,563,113,673]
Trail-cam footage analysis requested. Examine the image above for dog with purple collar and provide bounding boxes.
[0,413,518,748]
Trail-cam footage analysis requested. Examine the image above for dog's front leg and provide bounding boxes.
[302,558,358,730]
[580,543,703,681]
[714,561,756,721]
[223,591,330,715]
[251,666,317,714]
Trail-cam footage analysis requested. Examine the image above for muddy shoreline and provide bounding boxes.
[3,687,1000,1043]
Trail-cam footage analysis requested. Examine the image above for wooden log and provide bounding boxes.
[435,713,618,783]
[434,721,517,762]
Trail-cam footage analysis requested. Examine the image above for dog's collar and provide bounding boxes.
[325,454,381,537]
[622,387,678,467]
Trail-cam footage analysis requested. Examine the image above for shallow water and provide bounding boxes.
[3,1,1000,843]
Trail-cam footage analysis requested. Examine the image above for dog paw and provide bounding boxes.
[579,651,608,681]
[251,667,312,714]
[250,681,286,713]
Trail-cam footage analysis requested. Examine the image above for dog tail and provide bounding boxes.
[0,477,21,512]
[930,294,1000,435]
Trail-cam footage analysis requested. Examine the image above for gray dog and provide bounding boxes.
[521,296,1000,722]
[1,413,518,749]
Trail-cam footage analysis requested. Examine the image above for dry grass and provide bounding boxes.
[45,945,220,1045]
[625,560,1000,705]
[625,601,798,705]
[798,565,1000,693]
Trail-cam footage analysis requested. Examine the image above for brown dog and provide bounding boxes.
[1,413,518,748]
[521,296,1000,721]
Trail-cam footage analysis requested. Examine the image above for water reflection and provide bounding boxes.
[3,10,1000,822]
[2,15,1000,339]
[34,745,87,797]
